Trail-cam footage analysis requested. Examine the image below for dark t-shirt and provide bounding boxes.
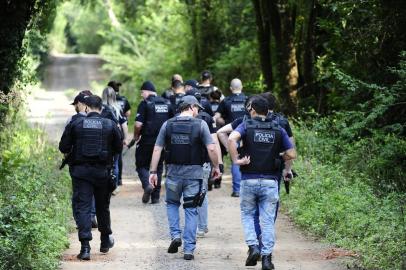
[217,93,248,124]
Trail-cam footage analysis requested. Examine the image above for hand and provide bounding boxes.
[235,156,250,166]
[149,173,158,187]
[211,167,222,180]
[283,169,293,181]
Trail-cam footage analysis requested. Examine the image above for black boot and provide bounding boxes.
[262,254,275,270]
[77,241,91,260]
[100,235,114,253]
[246,245,260,266]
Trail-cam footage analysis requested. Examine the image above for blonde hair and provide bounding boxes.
[102,86,121,119]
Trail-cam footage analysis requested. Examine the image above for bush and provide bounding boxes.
[0,115,71,270]
[283,156,406,269]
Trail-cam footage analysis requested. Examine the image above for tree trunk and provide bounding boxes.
[268,0,299,115]
[301,0,316,101]
[252,0,273,91]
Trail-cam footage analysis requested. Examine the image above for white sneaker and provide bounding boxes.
[112,186,120,195]
[197,228,208,238]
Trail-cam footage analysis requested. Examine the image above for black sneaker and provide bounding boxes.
[231,192,240,197]
[100,235,114,253]
[151,198,159,204]
[184,253,194,260]
[246,245,260,266]
[262,254,274,270]
[77,241,91,260]
[167,238,182,253]
[142,185,153,203]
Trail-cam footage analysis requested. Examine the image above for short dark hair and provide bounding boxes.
[250,96,269,116]
[260,92,277,111]
[84,95,102,110]
[79,90,93,96]
[171,79,184,89]
[201,70,212,81]
[210,89,222,100]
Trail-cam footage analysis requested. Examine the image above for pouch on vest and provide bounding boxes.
[82,118,103,157]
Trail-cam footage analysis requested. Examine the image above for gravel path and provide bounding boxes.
[28,54,348,270]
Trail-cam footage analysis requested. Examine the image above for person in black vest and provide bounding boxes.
[162,74,183,100]
[59,95,123,260]
[197,70,218,99]
[64,91,98,229]
[184,91,223,237]
[228,96,296,270]
[168,79,186,114]
[185,79,214,116]
[149,95,221,260]
[215,78,248,197]
[133,81,173,204]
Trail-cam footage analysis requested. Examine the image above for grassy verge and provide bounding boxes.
[0,114,71,270]
[282,123,406,270]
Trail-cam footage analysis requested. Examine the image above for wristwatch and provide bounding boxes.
[149,171,157,174]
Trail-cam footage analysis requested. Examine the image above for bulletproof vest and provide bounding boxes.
[211,101,219,113]
[169,93,185,113]
[101,105,119,124]
[141,96,171,144]
[267,112,289,131]
[164,117,205,165]
[197,85,214,98]
[240,118,283,174]
[226,94,247,123]
[116,95,127,112]
[69,113,86,125]
[71,115,115,165]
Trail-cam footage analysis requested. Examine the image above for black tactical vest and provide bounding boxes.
[240,118,283,174]
[197,85,214,98]
[169,93,185,113]
[69,112,86,125]
[71,115,115,165]
[226,94,247,123]
[164,117,205,165]
[141,96,171,145]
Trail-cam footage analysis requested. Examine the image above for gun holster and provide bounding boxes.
[183,180,206,208]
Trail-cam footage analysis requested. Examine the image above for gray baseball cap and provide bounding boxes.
[179,95,204,110]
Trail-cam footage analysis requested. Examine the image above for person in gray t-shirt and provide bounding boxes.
[149,95,221,261]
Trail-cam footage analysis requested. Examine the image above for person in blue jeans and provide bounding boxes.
[228,96,296,270]
[149,95,221,261]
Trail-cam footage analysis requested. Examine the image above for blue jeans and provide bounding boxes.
[197,163,211,231]
[254,173,282,242]
[165,177,200,254]
[240,179,279,255]
[231,162,241,193]
[136,164,163,200]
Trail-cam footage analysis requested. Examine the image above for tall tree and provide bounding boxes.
[252,0,273,91]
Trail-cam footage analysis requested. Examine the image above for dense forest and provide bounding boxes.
[0,0,405,269]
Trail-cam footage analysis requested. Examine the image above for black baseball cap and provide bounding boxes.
[107,81,122,92]
[140,81,156,92]
[184,79,199,88]
[71,93,89,105]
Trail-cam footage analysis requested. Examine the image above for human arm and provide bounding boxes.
[228,130,250,166]
[133,121,143,142]
[148,145,163,187]
[216,123,233,151]
[112,124,124,155]
[59,124,73,154]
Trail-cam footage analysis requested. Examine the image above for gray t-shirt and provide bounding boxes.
[155,116,214,179]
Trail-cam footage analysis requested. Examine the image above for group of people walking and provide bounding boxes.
[59,70,296,270]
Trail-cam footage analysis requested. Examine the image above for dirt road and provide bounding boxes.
[29,54,346,270]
